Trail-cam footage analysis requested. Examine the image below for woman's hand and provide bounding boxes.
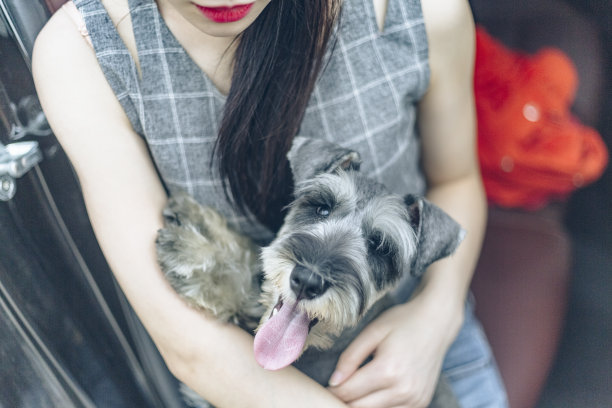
[328,293,463,408]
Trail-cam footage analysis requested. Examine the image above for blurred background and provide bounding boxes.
[468,1,611,407]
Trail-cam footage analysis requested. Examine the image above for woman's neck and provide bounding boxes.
[156,0,237,95]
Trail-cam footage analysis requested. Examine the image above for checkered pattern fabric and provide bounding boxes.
[74,0,430,243]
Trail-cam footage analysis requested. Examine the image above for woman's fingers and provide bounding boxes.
[328,320,388,387]
[331,360,431,408]
[329,360,387,402]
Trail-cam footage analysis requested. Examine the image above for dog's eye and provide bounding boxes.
[368,237,381,252]
[368,235,391,256]
[316,205,331,217]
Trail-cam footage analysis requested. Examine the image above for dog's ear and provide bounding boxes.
[288,136,362,184]
[404,194,466,277]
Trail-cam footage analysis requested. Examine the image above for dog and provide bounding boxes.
[156,137,464,407]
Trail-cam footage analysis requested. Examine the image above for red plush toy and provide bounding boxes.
[474,27,608,210]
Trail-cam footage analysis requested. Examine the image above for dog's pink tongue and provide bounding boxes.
[253,302,310,371]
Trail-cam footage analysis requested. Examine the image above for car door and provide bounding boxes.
[0,1,184,406]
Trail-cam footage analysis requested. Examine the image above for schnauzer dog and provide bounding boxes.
[156,137,464,407]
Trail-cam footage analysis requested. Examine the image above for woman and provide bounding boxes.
[32,0,508,406]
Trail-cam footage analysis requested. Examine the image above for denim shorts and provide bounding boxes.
[441,295,509,408]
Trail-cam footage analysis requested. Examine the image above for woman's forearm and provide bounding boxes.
[155,299,348,408]
[418,172,487,333]
[88,187,347,408]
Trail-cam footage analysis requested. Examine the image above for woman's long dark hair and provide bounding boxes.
[214,0,341,232]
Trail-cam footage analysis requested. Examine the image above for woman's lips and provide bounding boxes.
[194,3,254,23]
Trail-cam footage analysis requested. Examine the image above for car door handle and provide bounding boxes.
[0,140,42,201]
[0,91,49,201]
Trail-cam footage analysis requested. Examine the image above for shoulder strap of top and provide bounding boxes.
[61,1,93,47]
[72,0,145,136]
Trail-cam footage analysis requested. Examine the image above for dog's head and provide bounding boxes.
[253,137,465,370]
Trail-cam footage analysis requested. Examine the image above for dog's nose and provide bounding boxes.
[290,265,328,300]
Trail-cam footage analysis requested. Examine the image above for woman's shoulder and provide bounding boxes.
[420,0,474,41]
[33,0,137,73]
[34,4,88,60]
[420,0,475,77]
[32,1,137,150]
[32,4,101,110]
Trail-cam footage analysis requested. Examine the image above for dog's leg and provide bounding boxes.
[156,192,263,329]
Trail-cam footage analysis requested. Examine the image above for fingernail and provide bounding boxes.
[328,371,344,387]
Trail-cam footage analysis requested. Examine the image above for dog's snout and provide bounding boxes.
[290,265,328,300]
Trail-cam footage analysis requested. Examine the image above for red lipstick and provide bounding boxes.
[194,3,254,23]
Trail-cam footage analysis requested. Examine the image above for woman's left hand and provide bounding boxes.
[328,294,462,408]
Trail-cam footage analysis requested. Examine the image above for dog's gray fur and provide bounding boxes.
[156,137,464,407]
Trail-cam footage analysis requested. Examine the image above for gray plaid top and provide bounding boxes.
[74,0,430,244]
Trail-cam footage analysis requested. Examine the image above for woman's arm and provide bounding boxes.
[329,1,483,407]
[417,0,485,322]
[32,8,346,408]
